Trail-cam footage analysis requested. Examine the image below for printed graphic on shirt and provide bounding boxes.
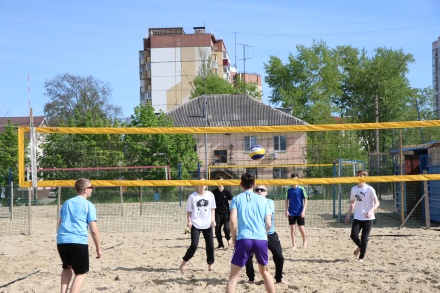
[196,199,210,217]
[355,194,363,201]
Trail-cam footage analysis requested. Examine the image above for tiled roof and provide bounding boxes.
[0,116,47,135]
[167,95,308,127]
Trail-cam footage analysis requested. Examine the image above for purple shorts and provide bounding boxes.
[231,239,268,267]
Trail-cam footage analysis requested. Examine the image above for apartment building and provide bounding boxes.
[139,26,232,113]
[433,36,440,118]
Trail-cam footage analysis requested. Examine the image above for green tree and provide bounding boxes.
[264,40,342,125]
[190,73,262,100]
[124,104,198,180]
[0,121,22,185]
[38,111,124,180]
[264,41,430,166]
[39,74,125,179]
[190,74,235,99]
[43,73,123,126]
[233,76,263,101]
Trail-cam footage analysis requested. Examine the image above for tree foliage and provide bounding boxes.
[39,75,125,179]
[0,122,23,185]
[124,104,198,180]
[38,112,124,180]
[189,73,262,101]
[43,73,123,126]
[264,40,434,161]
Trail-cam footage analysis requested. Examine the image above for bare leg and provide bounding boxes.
[69,274,86,293]
[226,264,242,293]
[258,264,275,293]
[298,225,307,248]
[61,268,73,293]
[289,225,296,249]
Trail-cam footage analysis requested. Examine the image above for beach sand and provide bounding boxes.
[1,205,440,293]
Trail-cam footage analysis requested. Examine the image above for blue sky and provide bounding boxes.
[1,0,439,119]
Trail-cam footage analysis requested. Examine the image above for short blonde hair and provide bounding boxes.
[75,178,91,193]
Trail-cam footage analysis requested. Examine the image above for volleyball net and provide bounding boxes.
[2,120,440,235]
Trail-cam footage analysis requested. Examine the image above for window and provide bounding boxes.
[246,168,258,178]
[244,136,257,152]
[213,150,227,163]
[274,136,286,151]
[273,168,288,179]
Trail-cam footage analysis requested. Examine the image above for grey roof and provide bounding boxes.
[167,95,308,127]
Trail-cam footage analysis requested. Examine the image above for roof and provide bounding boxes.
[0,116,47,135]
[166,94,308,127]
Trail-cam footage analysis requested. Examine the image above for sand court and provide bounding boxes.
[1,204,440,292]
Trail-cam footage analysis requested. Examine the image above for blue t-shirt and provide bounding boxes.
[286,186,308,216]
[267,199,275,235]
[57,196,97,245]
[230,191,270,241]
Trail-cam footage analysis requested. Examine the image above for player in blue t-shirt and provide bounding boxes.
[226,173,275,293]
[285,173,308,249]
[57,178,102,293]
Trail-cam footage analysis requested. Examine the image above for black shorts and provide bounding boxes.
[57,243,89,275]
[288,215,305,226]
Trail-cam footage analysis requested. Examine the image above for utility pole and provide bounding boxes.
[237,43,252,95]
[204,76,208,179]
[375,94,380,197]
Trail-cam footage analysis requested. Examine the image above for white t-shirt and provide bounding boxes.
[186,191,216,229]
[350,184,378,220]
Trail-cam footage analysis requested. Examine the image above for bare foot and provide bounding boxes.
[291,246,296,250]
[179,261,187,273]
[354,247,360,256]
[358,258,364,263]
[303,242,307,249]
[248,280,255,284]
[208,264,215,271]
[276,280,289,285]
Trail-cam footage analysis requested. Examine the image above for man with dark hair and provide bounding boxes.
[226,173,275,293]
[212,176,233,249]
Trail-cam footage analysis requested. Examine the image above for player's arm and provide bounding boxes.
[366,197,380,218]
[345,199,356,224]
[186,211,192,227]
[89,221,102,259]
[226,189,233,200]
[211,208,216,227]
[229,208,237,244]
[301,198,308,218]
[285,197,289,218]
[265,213,272,232]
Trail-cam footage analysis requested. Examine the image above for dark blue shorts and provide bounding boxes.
[231,239,268,267]
[57,243,89,275]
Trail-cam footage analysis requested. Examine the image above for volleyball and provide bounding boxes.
[249,145,266,160]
